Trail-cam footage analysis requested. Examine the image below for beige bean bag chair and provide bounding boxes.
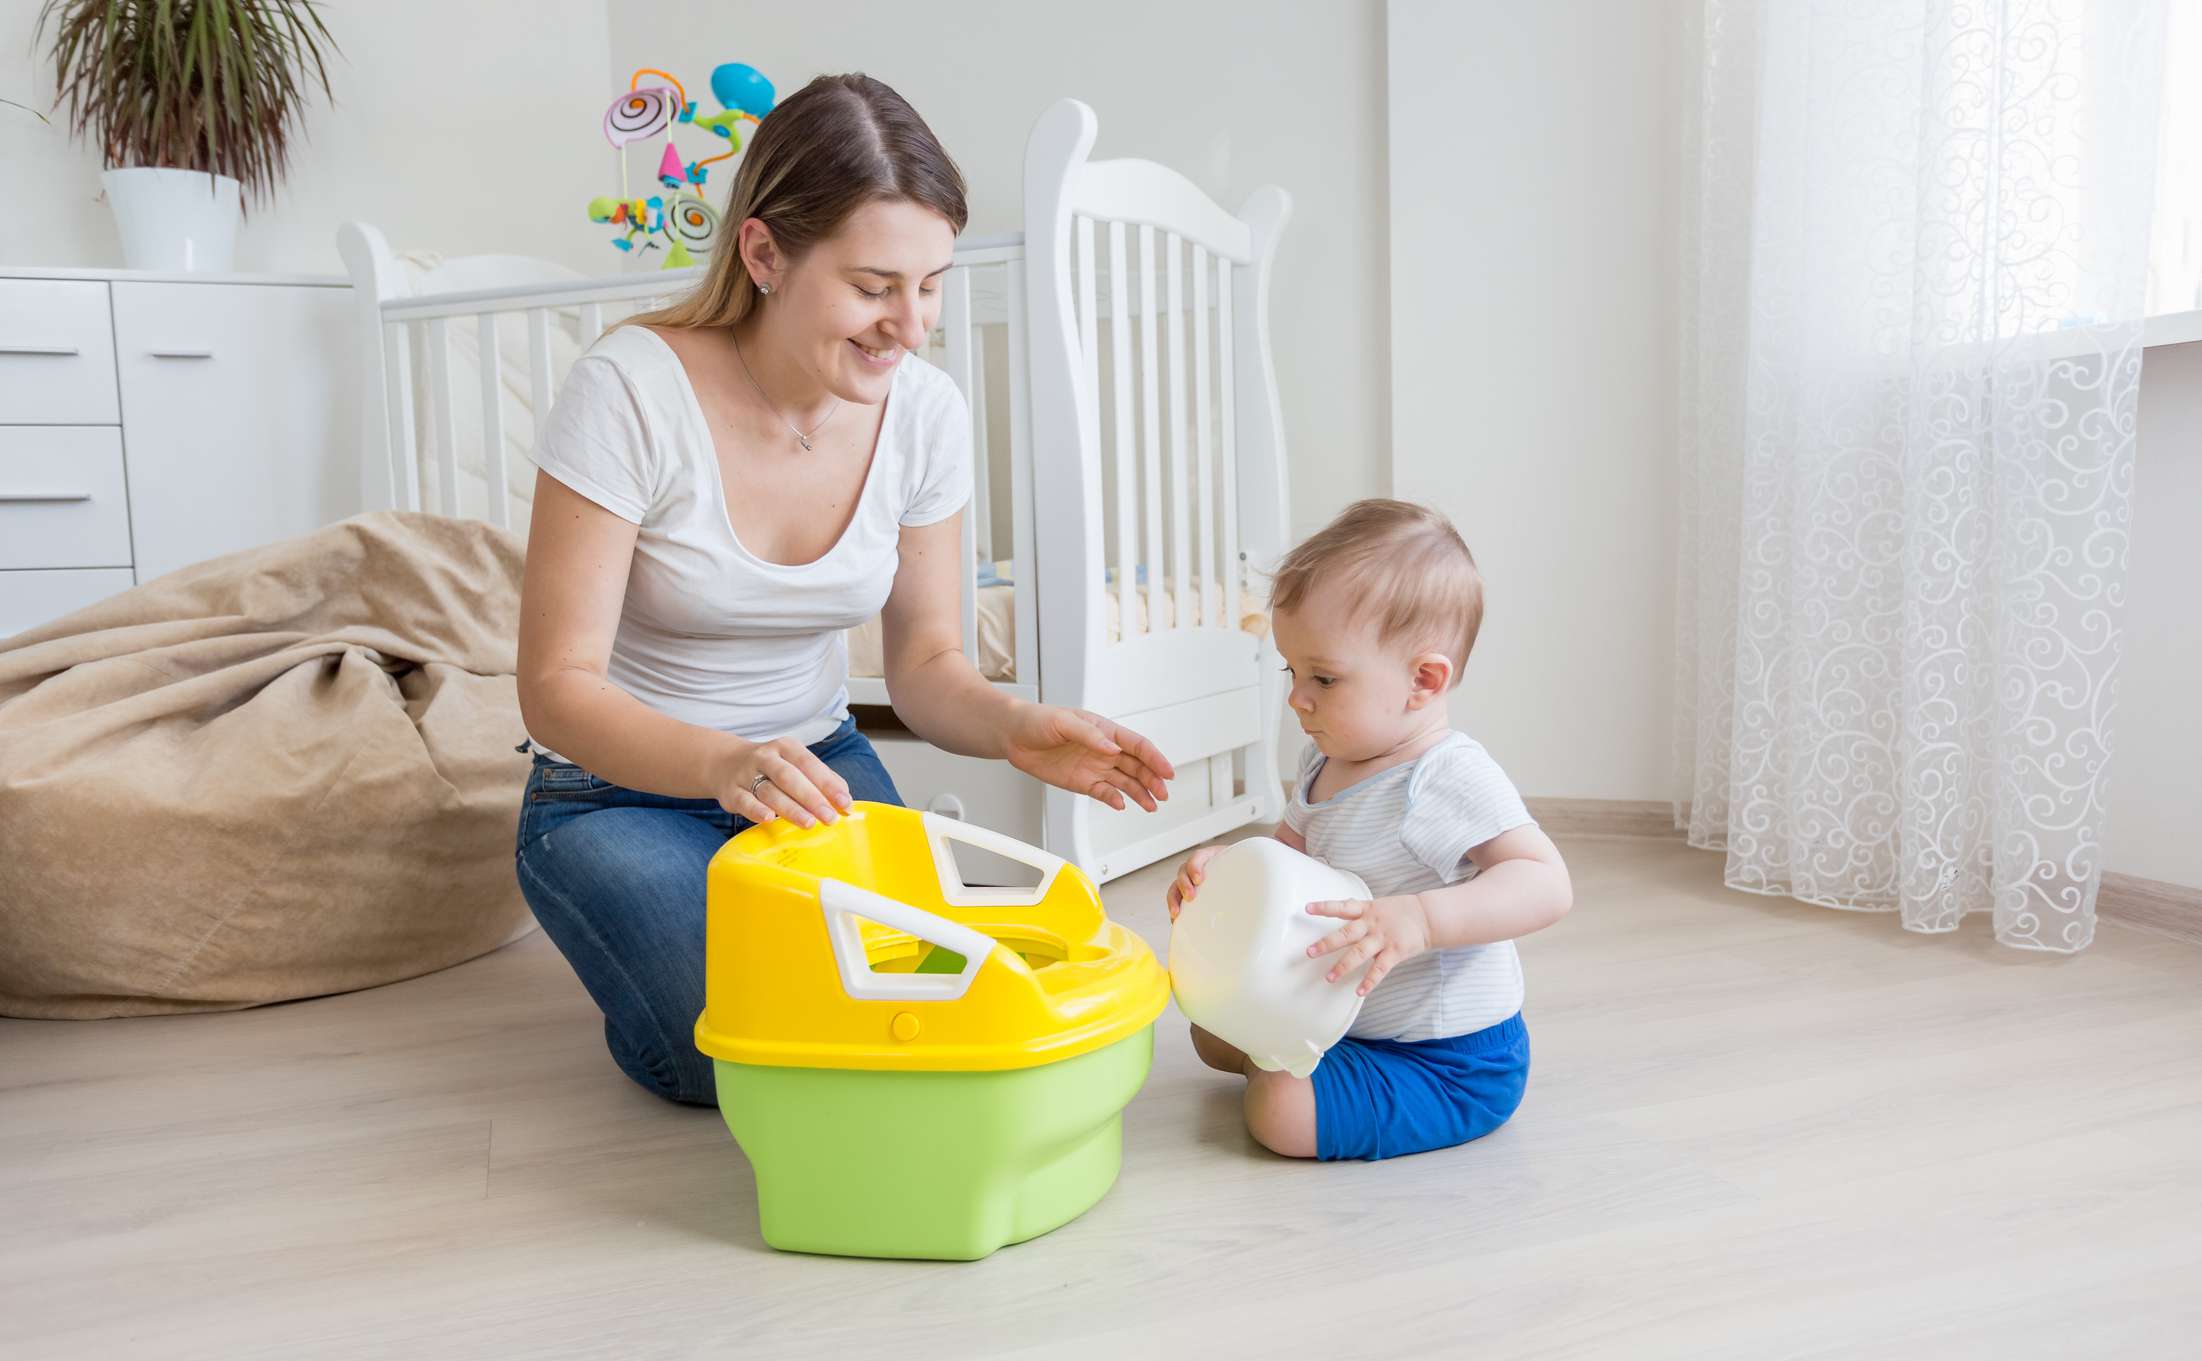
[0,513,534,1018]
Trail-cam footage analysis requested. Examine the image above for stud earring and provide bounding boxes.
[757,281,773,296]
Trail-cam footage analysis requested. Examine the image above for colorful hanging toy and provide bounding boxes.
[588,63,776,269]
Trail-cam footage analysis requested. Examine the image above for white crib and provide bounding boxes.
[336,97,1291,882]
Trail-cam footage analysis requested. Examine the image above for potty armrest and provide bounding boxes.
[819,879,996,1003]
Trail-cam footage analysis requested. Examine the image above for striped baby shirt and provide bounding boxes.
[1283,731,1534,1042]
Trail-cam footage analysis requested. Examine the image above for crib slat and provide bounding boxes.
[941,266,980,662]
[959,482,980,663]
[1005,261,1039,688]
[1217,256,1240,604]
[578,302,604,348]
[1193,244,1217,626]
[476,313,510,531]
[1137,224,1164,637]
[427,318,460,517]
[527,309,554,434]
[389,321,422,513]
[1164,232,1192,630]
[1076,218,1098,410]
[1078,214,1115,643]
[941,265,976,420]
[1076,216,1101,486]
[1107,221,1140,640]
[969,301,993,564]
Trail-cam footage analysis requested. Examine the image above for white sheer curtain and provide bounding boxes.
[1675,0,2166,951]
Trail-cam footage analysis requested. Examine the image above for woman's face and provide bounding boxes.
[758,198,958,405]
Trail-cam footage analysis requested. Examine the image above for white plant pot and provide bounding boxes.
[102,167,242,272]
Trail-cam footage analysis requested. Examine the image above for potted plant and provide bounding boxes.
[38,0,338,272]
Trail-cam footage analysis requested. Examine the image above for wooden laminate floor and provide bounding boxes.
[6,836,2200,1360]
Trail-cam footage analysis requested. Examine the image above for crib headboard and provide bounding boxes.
[1023,103,1292,705]
[1021,96,1294,873]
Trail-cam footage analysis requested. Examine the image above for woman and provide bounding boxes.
[515,74,1173,1106]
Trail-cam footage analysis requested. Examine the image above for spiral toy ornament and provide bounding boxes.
[603,86,677,147]
[666,196,721,254]
[591,62,770,266]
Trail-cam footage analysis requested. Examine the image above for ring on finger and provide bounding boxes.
[750,772,772,797]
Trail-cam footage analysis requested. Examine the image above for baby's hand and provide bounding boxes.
[1307,895,1433,996]
[1165,845,1226,921]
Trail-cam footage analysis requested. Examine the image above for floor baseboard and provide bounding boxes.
[1524,797,1683,840]
[1278,787,1686,841]
[1286,788,2200,938]
[2099,872,2202,946]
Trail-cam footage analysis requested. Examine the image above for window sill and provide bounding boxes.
[2145,309,2202,350]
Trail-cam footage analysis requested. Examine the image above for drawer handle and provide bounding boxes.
[0,490,93,503]
[0,344,81,357]
[148,348,215,360]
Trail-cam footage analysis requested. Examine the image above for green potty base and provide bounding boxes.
[715,1026,1153,1261]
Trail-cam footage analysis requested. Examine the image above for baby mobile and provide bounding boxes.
[588,62,777,269]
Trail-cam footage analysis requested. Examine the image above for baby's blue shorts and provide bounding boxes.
[1311,1012,1530,1161]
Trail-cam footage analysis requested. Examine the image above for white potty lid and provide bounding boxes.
[1167,838,1372,1077]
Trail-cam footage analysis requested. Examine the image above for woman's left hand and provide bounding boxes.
[1307,895,1434,995]
[1005,704,1174,811]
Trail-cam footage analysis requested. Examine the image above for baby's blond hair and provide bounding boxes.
[1270,499,1483,680]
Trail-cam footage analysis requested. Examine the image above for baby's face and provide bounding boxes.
[1272,584,1436,762]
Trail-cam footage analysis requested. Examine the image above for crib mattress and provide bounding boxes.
[845,578,1268,683]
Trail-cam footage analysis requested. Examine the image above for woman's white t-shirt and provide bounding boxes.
[527,325,971,748]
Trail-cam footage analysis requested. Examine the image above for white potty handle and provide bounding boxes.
[819,879,999,1003]
[920,811,1069,908]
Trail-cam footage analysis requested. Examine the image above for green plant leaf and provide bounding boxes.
[2,96,56,125]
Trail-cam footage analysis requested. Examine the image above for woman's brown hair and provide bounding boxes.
[632,73,968,331]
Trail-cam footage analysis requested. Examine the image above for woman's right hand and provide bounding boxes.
[1166,845,1226,921]
[712,737,853,828]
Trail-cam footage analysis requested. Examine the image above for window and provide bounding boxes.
[2149,0,2202,316]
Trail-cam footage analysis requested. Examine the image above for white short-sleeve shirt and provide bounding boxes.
[527,325,971,748]
[1283,731,1536,1041]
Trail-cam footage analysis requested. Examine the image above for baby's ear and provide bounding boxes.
[1407,651,1454,708]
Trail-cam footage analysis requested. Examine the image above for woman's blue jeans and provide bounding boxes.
[513,717,903,1106]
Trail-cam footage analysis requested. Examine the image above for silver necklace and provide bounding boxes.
[733,336,839,451]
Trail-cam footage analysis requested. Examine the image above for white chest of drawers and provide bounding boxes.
[0,267,358,640]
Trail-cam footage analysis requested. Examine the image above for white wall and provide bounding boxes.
[2109,340,2202,887]
[603,0,1392,540]
[1386,0,1684,802]
[1,0,615,275]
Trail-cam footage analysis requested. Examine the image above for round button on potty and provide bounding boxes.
[891,1012,921,1042]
